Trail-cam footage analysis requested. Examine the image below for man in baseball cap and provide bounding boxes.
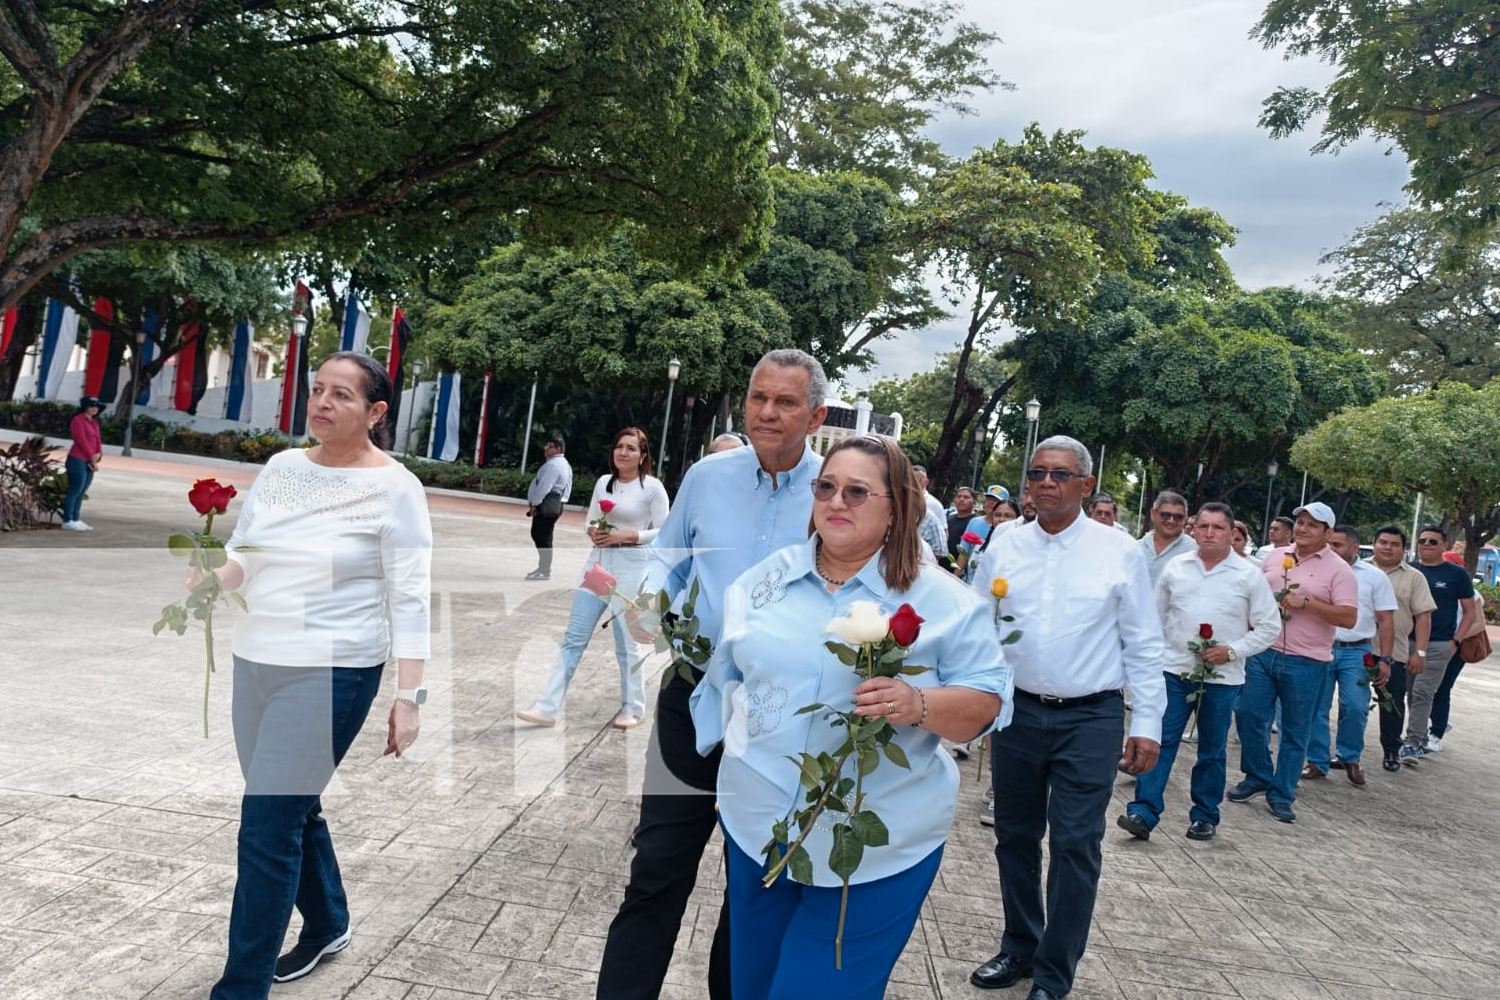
[1292,501,1336,529]
[984,484,1009,503]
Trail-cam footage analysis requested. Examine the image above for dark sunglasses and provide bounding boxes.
[811,479,891,507]
[1417,538,1443,546]
[1156,511,1186,523]
[1025,468,1082,484]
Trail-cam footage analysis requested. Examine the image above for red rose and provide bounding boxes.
[581,563,617,598]
[1198,623,1213,640]
[598,499,616,513]
[1362,652,1375,668]
[188,478,236,515]
[888,603,924,647]
[961,530,983,546]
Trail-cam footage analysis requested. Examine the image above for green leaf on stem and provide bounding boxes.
[824,641,860,666]
[849,810,890,847]
[167,533,195,555]
[827,825,864,881]
[787,844,813,885]
[882,742,911,769]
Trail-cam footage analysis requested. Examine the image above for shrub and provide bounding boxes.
[1478,583,1499,625]
[0,436,64,530]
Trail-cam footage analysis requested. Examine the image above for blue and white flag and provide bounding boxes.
[35,299,78,400]
[428,372,461,461]
[340,290,370,354]
[223,320,255,422]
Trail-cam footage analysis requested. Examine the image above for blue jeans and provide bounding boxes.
[1130,673,1240,829]
[63,456,93,522]
[1306,644,1373,769]
[1429,651,1465,738]
[210,658,383,1000]
[532,586,645,718]
[1235,651,1328,809]
[723,830,940,1000]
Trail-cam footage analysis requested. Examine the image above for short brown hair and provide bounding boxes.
[812,436,921,591]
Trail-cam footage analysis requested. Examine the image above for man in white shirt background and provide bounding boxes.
[969,435,1165,1000]
[1118,502,1281,842]
[524,436,573,581]
[1303,524,1395,786]
[1137,490,1196,587]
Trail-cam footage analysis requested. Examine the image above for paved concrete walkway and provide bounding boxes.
[2,448,1498,999]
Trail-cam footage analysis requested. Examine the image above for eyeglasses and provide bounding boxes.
[1025,469,1081,484]
[1417,538,1443,546]
[811,479,891,507]
[1156,511,1186,523]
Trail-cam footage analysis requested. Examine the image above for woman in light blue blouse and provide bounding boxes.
[691,435,1011,999]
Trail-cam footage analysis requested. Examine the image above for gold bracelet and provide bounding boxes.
[911,686,929,729]
[395,697,421,709]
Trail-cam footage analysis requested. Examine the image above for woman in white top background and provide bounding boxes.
[194,351,432,999]
[517,426,670,730]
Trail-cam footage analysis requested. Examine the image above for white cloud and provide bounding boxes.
[855,0,1411,384]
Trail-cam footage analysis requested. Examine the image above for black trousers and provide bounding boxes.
[529,509,560,573]
[990,693,1124,997]
[596,672,730,1000]
[1378,663,1409,755]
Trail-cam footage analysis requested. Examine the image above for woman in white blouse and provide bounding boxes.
[517,426,669,730]
[195,352,432,999]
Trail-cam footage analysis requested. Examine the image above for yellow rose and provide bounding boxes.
[1281,556,1295,570]
[990,577,1009,600]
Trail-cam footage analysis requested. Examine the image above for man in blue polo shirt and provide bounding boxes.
[596,348,828,1000]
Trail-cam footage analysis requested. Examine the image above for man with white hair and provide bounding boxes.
[969,435,1165,1000]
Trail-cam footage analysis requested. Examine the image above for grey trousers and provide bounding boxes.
[1404,639,1455,747]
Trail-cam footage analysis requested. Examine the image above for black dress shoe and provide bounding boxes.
[1026,988,1066,1000]
[971,952,1033,989]
[1185,819,1216,841]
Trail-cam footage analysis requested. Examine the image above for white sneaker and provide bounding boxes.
[60,521,86,531]
[75,520,92,530]
[1426,734,1443,753]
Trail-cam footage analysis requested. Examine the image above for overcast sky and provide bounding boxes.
[851,0,1411,387]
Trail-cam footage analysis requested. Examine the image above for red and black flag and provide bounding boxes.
[385,307,412,438]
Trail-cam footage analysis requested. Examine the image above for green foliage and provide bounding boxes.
[1321,206,1500,393]
[1254,1,1500,231]
[772,0,1008,194]
[0,436,64,530]
[2,0,783,310]
[1292,379,1500,565]
[1009,279,1383,503]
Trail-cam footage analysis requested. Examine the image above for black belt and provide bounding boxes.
[1333,639,1371,648]
[1015,688,1122,709]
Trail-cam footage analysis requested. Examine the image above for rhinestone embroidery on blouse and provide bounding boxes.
[750,567,788,608]
[744,676,789,737]
[256,463,391,522]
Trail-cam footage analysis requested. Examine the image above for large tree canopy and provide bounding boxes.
[1292,379,1500,572]
[0,0,782,312]
[1255,1,1500,229]
[1321,205,1500,393]
[771,0,1006,194]
[1009,280,1384,505]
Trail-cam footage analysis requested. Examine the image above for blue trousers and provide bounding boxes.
[723,832,940,1000]
[532,586,645,718]
[1307,644,1373,769]
[210,658,383,1000]
[1235,651,1327,809]
[1430,651,1465,739]
[63,456,93,522]
[1130,673,1240,829]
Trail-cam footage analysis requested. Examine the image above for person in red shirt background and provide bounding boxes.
[61,395,104,531]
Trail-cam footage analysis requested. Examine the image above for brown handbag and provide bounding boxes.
[1457,629,1492,664]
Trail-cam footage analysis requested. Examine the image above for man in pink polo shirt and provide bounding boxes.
[1227,502,1357,824]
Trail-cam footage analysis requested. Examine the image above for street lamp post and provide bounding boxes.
[1018,397,1041,498]
[1261,459,1278,546]
[658,358,680,472]
[121,330,146,456]
[285,314,309,445]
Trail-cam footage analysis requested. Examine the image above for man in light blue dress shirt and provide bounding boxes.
[596,349,828,1000]
[1137,489,1196,587]
[523,437,573,580]
[969,435,1166,1000]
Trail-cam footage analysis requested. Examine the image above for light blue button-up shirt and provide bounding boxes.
[691,537,1011,886]
[641,443,823,650]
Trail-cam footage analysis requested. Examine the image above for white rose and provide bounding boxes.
[823,600,890,645]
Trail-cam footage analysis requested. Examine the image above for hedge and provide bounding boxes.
[0,399,590,504]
